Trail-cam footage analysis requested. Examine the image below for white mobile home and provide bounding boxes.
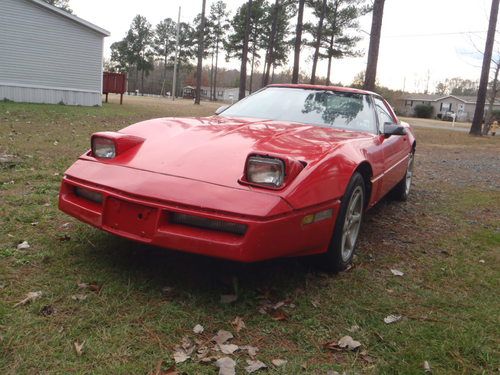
[0,0,110,106]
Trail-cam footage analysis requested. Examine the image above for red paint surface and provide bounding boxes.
[59,86,416,262]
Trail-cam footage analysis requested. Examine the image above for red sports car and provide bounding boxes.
[59,84,415,272]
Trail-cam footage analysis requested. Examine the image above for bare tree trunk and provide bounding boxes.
[364,0,386,91]
[213,36,220,101]
[195,0,207,105]
[249,48,256,94]
[210,50,215,101]
[310,0,327,84]
[483,60,500,134]
[263,0,280,87]
[239,0,253,100]
[471,0,499,135]
[292,0,305,84]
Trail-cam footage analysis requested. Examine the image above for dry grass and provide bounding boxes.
[0,97,499,374]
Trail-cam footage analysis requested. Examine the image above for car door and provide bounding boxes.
[373,97,409,195]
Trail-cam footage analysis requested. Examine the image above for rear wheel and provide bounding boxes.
[391,151,415,201]
[322,173,365,273]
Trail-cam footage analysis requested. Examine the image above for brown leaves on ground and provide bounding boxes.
[245,359,267,373]
[215,357,236,375]
[77,281,102,294]
[231,316,246,333]
[14,291,42,307]
[212,330,234,345]
[324,335,362,351]
[74,341,85,356]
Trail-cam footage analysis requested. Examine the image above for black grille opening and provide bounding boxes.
[170,212,247,236]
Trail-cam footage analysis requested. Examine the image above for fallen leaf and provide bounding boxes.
[220,294,238,304]
[347,324,360,333]
[360,350,375,363]
[337,335,361,350]
[270,309,288,321]
[423,360,432,372]
[196,345,210,360]
[53,140,59,146]
[193,324,204,334]
[77,282,89,289]
[212,330,233,345]
[173,349,190,364]
[14,291,42,307]
[479,259,485,264]
[71,294,87,302]
[271,359,287,367]
[74,341,85,356]
[384,314,402,324]
[240,345,259,358]
[215,357,236,375]
[17,241,30,250]
[58,234,71,242]
[219,344,239,354]
[325,336,362,351]
[311,299,320,308]
[31,222,39,226]
[245,359,267,373]
[163,365,179,375]
[180,336,195,355]
[231,316,246,333]
[60,222,71,229]
[326,371,340,375]
[390,269,404,276]
[88,283,102,293]
[40,305,56,316]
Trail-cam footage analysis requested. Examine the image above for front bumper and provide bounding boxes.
[59,160,339,262]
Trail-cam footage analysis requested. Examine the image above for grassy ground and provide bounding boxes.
[0,97,499,374]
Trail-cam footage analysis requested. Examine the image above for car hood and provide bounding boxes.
[100,116,372,190]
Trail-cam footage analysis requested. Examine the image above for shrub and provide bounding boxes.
[414,104,433,118]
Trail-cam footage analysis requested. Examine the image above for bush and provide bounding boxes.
[414,104,433,118]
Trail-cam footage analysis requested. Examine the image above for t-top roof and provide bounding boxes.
[28,0,110,36]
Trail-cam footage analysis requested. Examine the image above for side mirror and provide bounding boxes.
[383,122,406,137]
[215,105,229,115]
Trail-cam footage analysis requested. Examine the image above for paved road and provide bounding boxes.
[400,117,470,133]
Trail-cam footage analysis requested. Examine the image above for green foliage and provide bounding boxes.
[414,104,434,118]
[41,0,72,13]
[306,0,370,76]
[153,18,177,67]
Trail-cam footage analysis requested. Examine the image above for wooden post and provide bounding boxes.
[105,93,108,103]
[120,93,123,105]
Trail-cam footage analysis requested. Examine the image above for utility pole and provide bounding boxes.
[172,6,181,101]
[470,0,499,135]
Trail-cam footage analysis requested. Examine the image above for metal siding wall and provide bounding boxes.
[0,85,101,106]
[0,0,104,106]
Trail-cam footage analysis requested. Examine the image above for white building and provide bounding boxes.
[0,0,110,106]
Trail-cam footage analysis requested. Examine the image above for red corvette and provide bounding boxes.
[59,84,415,272]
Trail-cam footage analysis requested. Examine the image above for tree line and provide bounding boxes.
[108,0,377,100]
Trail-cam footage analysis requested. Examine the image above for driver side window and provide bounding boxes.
[373,97,394,132]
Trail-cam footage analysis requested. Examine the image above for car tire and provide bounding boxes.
[321,172,365,273]
[391,151,415,201]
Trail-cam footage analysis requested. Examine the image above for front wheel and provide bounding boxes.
[391,151,415,201]
[321,173,365,273]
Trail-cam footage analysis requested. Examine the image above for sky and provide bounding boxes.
[70,0,496,93]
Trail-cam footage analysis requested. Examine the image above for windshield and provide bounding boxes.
[221,87,377,133]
